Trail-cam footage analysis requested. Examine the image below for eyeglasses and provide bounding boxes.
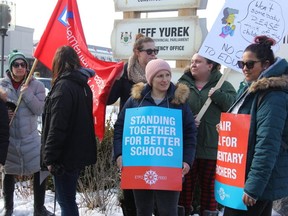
[139,49,159,55]
[12,62,26,68]
[237,60,261,69]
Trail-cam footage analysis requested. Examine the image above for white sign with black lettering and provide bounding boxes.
[111,16,202,60]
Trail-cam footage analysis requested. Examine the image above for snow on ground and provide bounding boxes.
[0,190,123,216]
[0,192,282,216]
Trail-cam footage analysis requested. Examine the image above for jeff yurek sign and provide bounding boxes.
[111,16,202,60]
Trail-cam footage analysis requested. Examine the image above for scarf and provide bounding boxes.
[127,56,146,83]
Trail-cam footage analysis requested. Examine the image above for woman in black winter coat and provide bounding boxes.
[0,88,9,167]
[41,46,97,216]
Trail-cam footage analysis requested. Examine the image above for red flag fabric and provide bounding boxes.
[34,0,124,141]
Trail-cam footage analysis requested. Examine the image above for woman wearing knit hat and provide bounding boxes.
[0,50,54,216]
[113,58,197,216]
[107,33,158,216]
[177,53,236,216]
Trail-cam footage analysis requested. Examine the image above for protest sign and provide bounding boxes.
[121,106,183,191]
[199,0,288,72]
[215,113,250,210]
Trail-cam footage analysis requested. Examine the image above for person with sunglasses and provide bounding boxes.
[0,50,54,216]
[107,33,158,216]
[223,35,288,215]
[177,53,236,216]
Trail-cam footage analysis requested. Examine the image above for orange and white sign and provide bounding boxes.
[215,113,251,210]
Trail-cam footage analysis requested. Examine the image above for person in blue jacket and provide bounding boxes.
[223,35,288,215]
[113,59,197,216]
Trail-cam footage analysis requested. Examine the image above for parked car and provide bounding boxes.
[36,77,52,133]
[36,77,52,95]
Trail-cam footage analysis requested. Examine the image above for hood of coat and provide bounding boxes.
[179,68,223,88]
[59,68,94,86]
[130,82,190,105]
[249,58,288,93]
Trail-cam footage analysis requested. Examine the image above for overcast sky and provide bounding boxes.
[13,0,225,48]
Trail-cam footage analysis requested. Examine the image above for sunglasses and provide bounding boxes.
[12,62,26,68]
[140,49,159,55]
[237,60,261,69]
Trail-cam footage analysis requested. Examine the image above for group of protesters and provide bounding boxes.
[111,34,288,216]
[1,32,288,216]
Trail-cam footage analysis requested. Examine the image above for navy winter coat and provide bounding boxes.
[113,82,197,167]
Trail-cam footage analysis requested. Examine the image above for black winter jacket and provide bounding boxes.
[107,63,133,110]
[0,95,9,165]
[41,69,97,171]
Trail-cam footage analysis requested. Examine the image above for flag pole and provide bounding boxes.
[9,58,39,126]
[195,68,231,122]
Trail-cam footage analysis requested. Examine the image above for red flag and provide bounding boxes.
[34,0,124,141]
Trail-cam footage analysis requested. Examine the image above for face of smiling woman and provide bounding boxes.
[241,51,266,82]
[151,70,171,95]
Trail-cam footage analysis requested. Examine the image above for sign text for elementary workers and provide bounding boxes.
[217,120,244,180]
[215,113,250,210]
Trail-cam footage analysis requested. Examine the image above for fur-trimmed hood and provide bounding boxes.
[249,75,288,93]
[131,82,190,105]
[248,58,288,93]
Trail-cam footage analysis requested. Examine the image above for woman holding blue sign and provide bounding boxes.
[223,35,288,215]
[113,58,197,216]
[108,33,158,216]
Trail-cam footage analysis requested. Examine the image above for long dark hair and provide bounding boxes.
[244,35,276,65]
[51,46,81,85]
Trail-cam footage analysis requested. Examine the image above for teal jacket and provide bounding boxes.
[178,69,236,160]
[229,57,288,201]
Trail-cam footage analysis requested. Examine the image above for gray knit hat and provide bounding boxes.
[8,50,28,72]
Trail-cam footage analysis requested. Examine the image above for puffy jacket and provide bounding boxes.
[0,74,45,175]
[113,82,197,167]
[229,57,288,200]
[41,68,97,171]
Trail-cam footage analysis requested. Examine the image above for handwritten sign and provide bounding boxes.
[121,106,183,191]
[199,0,288,72]
[215,113,251,210]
